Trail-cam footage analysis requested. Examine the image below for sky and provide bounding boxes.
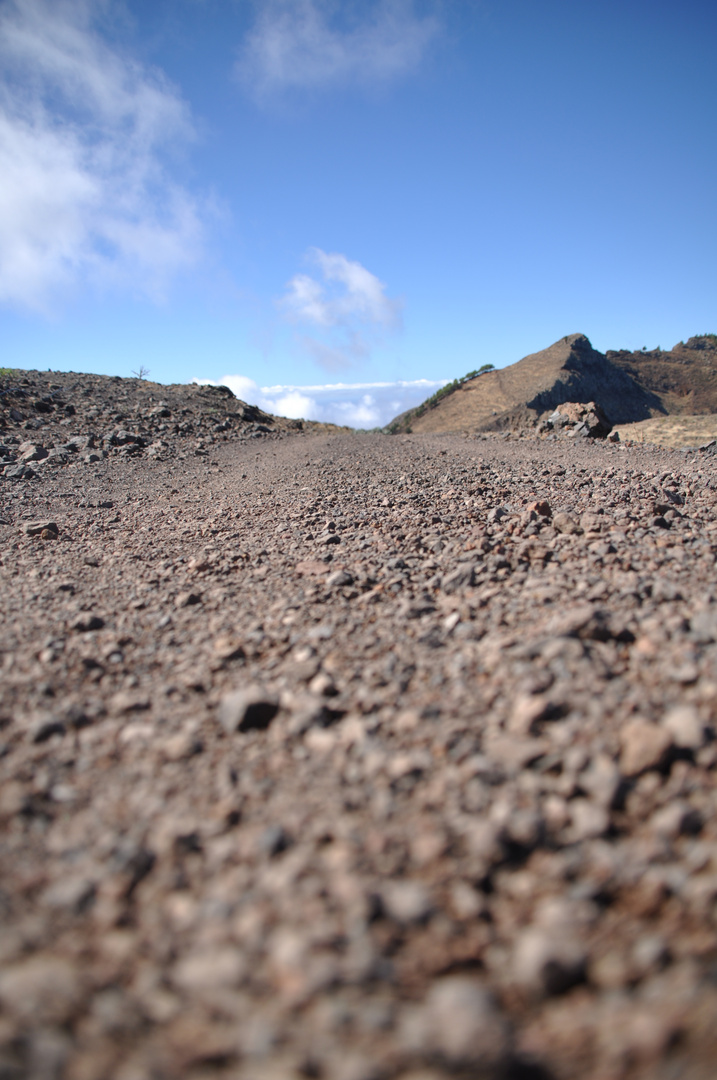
[1,0,716,428]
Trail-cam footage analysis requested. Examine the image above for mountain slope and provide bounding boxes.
[390,333,663,434]
[607,335,717,416]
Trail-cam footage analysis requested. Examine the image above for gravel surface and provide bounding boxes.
[2,392,717,1079]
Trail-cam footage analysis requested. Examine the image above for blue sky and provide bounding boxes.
[1,0,715,427]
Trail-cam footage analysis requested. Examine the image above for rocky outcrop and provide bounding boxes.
[539,400,613,438]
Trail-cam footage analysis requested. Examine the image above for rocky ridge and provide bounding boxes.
[390,334,717,436]
[0,368,342,483]
[1,378,717,1079]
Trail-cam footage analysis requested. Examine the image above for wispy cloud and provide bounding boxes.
[236,0,439,100]
[191,376,447,428]
[280,248,402,371]
[0,0,204,312]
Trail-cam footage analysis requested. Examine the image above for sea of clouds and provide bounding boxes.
[191,375,448,429]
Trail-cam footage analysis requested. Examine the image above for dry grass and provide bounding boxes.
[613,414,717,448]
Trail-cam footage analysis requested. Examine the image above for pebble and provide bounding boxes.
[620,719,673,776]
[175,591,202,608]
[23,520,58,536]
[71,614,105,632]
[662,704,704,749]
[0,957,82,1024]
[381,881,432,924]
[552,511,581,534]
[512,925,587,997]
[419,977,509,1066]
[218,685,280,732]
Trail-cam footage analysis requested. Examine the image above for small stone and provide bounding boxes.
[71,614,105,632]
[381,881,432,923]
[690,610,717,644]
[326,568,354,588]
[173,948,245,992]
[580,511,604,533]
[308,671,337,696]
[441,563,476,593]
[526,499,551,517]
[579,753,619,807]
[18,443,48,462]
[258,824,291,857]
[620,719,672,777]
[512,926,586,997]
[212,636,245,661]
[4,463,36,479]
[509,694,553,735]
[109,692,151,714]
[650,800,702,839]
[662,704,703,749]
[175,591,202,609]
[23,520,59,537]
[552,512,581,535]
[32,718,66,743]
[567,798,609,840]
[218,685,279,733]
[162,732,204,761]
[0,957,82,1023]
[42,877,96,914]
[421,977,509,1066]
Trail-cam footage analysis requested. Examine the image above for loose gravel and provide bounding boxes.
[2,414,717,1080]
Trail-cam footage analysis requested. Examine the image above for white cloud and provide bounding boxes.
[280,248,402,371]
[191,376,447,428]
[0,0,204,312]
[284,248,400,328]
[236,0,439,99]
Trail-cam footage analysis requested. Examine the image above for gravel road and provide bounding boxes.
[2,426,717,1080]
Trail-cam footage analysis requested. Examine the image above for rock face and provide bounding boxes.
[391,333,666,434]
[2,398,717,1080]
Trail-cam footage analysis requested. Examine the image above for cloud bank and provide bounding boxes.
[0,0,203,312]
[280,248,402,371]
[191,376,447,429]
[236,0,438,100]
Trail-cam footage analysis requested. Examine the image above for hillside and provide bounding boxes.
[389,333,664,434]
[389,334,717,436]
[0,369,344,478]
[607,334,717,415]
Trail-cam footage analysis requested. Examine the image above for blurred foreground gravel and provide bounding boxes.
[2,424,717,1080]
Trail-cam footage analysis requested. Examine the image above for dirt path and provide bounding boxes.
[2,430,717,1079]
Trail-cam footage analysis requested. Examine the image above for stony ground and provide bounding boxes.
[2,377,717,1079]
[613,415,717,450]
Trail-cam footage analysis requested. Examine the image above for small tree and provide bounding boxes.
[132,365,150,380]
